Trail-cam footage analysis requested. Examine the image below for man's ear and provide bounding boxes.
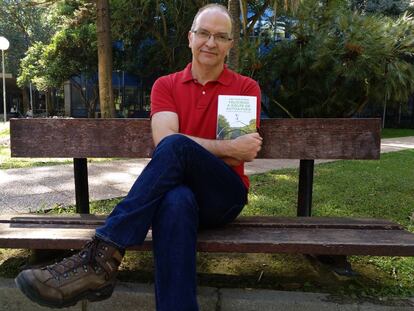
[188,31,193,48]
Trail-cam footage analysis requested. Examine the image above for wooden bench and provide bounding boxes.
[3,118,414,272]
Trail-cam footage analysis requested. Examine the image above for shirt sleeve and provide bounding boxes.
[150,76,177,117]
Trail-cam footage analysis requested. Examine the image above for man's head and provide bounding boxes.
[190,4,233,34]
[188,4,234,70]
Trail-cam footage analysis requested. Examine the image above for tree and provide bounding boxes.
[0,0,56,112]
[0,0,55,76]
[110,0,203,82]
[96,0,115,118]
[254,0,414,118]
[227,0,240,71]
[18,1,101,117]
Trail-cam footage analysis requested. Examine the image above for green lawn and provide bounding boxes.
[0,145,74,169]
[0,126,9,137]
[381,128,414,139]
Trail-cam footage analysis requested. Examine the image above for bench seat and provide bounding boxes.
[1,214,413,256]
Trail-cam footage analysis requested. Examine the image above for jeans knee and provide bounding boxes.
[163,186,197,213]
[154,186,198,229]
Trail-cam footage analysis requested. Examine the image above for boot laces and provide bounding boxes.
[46,237,105,280]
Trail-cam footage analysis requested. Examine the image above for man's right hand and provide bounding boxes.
[152,112,263,163]
[228,132,263,162]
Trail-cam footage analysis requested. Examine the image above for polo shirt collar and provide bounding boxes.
[181,63,233,86]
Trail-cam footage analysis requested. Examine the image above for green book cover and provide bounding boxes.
[216,95,257,140]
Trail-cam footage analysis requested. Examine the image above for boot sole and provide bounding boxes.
[15,272,115,309]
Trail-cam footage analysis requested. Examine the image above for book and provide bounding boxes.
[216,95,257,140]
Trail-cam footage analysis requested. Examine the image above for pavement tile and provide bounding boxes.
[220,288,345,311]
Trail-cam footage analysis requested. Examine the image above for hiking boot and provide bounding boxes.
[15,236,124,309]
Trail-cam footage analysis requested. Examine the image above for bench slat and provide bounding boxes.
[0,214,402,230]
[10,118,381,159]
[1,224,413,256]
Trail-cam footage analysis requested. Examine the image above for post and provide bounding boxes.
[74,158,90,214]
[29,82,33,112]
[2,49,6,122]
[297,159,314,217]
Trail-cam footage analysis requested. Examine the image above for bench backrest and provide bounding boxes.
[10,118,381,160]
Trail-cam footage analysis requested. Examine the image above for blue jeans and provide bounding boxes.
[96,134,248,311]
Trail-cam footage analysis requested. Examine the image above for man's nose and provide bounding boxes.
[205,35,217,46]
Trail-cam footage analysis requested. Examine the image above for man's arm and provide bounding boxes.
[151,111,262,164]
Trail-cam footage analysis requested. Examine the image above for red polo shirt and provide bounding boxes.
[150,63,261,189]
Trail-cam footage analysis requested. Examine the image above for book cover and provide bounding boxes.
[216,95,257,139]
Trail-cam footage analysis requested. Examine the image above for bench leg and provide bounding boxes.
[297,159,314,216]
[74,158,90,214]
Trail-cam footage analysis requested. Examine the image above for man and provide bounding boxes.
[15,4,262,311]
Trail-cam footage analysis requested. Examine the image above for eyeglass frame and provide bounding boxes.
[191,29,233,44]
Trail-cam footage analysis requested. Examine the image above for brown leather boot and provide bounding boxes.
[15,237,124,308]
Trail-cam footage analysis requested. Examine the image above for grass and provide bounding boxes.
[0,126,9,137]
[381,128,414,139]
[0,143,114,169]
[1,150,413,300]
[0,146,74,169]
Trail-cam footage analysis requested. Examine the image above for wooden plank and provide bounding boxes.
[0,214,402,230]
[0,214,106,225]
[230,216,403,230]
[1,224,413,256]
[258,118,381,159]
[10,118,381,159]
[196,227,414,256]
[10,118,154,158]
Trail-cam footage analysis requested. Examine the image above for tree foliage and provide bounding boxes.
[253,0,414,117]
[18,1,100,116]
[0,0,55,76]
[351,0,411,16]
[15,0,414,119]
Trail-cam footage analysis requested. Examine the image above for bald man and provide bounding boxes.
[16,4,262,311]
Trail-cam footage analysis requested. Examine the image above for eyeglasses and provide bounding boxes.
[191,29,233,44]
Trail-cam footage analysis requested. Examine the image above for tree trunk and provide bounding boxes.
[96,0,115,118]
[21,87,29,114]
[227,0,240,71]
[46,87,54,116]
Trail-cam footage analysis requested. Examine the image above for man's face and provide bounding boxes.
[188,9,233,69]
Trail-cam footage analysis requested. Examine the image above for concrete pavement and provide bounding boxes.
[0,278,413,311]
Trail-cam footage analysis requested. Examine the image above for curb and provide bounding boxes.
[0,277,413,311]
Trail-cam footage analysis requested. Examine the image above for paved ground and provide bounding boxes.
[0,136,413,213]
[1,278,413,311]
